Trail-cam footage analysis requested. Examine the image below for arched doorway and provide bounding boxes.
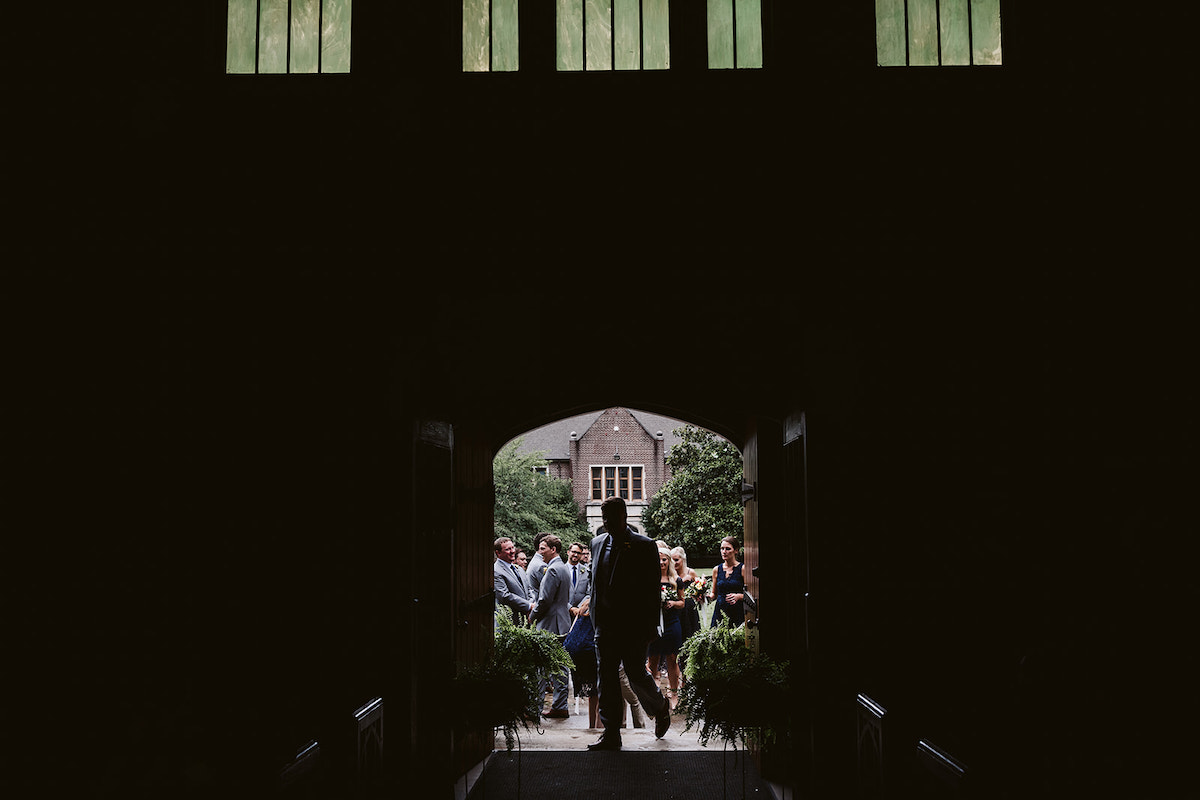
[428,403,810,797]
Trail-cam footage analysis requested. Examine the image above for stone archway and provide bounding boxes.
[441,402,810,795]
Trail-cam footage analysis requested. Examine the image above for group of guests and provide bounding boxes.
[493,531,593,719]
[650,531,750,706]
[493,496,749,751]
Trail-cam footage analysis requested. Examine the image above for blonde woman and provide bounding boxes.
[647,546,684,710]
[671,545,700,586]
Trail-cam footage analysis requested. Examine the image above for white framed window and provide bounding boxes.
[591,465,644,500]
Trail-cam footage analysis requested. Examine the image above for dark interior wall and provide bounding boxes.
[798,272,1191,797]
[800,275,1042,791]
[11,2,1187,796]
[9,273,413,793]
[10,274,1186,796]
[33,3,1111,268]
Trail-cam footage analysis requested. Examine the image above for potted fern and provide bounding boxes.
[676,616,791,750]
[454,606,575,751]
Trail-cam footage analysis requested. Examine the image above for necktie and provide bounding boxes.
[572,565,577,587]
[606,535,621,586]
[511,564,521,580]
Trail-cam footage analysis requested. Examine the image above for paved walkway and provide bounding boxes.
[518,601,724,752]
[506,680,708,752]
[456,673,790,800]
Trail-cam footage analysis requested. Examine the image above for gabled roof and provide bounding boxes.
[509,408,698,461]
[514,411,603,461]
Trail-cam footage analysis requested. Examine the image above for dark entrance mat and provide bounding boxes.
[465,749,776,800]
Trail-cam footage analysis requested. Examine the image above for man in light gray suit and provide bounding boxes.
[493,536,532,624]
[514,549,531,588]
[566,541,592,617]
[532,534,572,718]
[524,531,551,610]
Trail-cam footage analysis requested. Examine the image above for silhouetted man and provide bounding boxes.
[586,496,671,749]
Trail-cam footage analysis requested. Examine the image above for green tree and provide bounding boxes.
[642,425,742,560]
[493,438,589,555]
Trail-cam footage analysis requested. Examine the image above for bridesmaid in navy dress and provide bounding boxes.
[648,546,685,709]
[671,546,702,641]
[709,536,747,627]
[671,546,703,680]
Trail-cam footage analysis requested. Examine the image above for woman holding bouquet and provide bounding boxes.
[671,546,704,676]
[647,546,684,710]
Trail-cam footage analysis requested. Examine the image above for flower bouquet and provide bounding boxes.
[661,583,679,609]
[684,576,707,604]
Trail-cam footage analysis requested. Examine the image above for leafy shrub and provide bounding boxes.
[456,606,575,750]
[676,616,791,749]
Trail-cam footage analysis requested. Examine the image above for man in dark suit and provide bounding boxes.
[586,496,671,750]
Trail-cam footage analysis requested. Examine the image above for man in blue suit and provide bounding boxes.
[493,536,532,624]
[586,496,671,749]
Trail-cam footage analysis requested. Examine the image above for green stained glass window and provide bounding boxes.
[226,0,352,74]
[556,0,670,71]
[876,0,1001,66]
[707,0,762,69]
[464,0,520,72]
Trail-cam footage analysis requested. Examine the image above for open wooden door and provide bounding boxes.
[408,419,497,798]
[409,421,456,796]
[741,411,814,794]
[450,423,498,781]
[783,410,814,797]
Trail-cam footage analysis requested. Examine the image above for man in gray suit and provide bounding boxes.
[532,535,573,718]
[524,531,551,609]
[525,532,556,706]
[514,548,531,588]
[566,541,592,617]
[493,536,532,624]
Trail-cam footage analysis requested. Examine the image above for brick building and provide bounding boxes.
[512,407,708,533]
